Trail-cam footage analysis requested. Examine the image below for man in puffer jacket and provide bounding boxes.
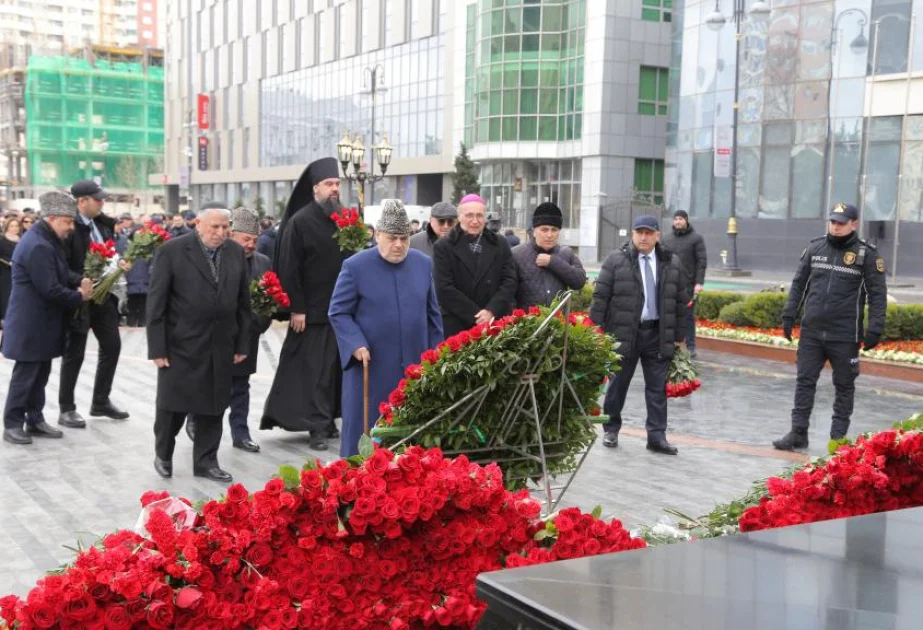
[511,202,586,308]
[590,215,688,455]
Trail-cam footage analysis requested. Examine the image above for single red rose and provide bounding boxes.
[103,605,132,630]
[145,601,174,629]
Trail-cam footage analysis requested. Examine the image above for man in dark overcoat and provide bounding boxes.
[261,157,344,451]
[146,206,251,482]
[186,207,269,453]
[58,179,130,428]
[2,192,93,444]
[590,215,688,455]
[432,194,517,337]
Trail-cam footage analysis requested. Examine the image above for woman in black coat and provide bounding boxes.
[0,216,23,326]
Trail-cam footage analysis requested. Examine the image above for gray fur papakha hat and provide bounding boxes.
[376,199,413,235]
[39,191,77,218]
[230,206,260,235]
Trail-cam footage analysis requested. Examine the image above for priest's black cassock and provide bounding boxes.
[261,158,345,437]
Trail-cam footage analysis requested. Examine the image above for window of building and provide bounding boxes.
[634,159,665,205]
[638,66,668,116]
[641,0,672,23]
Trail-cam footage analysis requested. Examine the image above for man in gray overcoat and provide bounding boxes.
[147,206,251,482]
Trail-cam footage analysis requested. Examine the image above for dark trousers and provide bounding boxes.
[154,408,223,469]
[59,299,121,412]
[3,361,52,430]
[602,326,669,437]
[791,334,860,438]
[685,304,697,351]
[228,374,251,442]
[126,294,147,327]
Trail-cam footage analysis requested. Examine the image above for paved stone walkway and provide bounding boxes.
[0,325,920,596]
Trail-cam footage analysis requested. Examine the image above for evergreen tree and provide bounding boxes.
[451,143,480,204]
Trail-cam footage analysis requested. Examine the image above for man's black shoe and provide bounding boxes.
[310,436,329,451]
[328,428,340,439]
[602,431,619,448]
[58,411,86,428]
[233,439,260,453]
[647,437,679,455]
[3,428,33,445]
[26,421,64,438]
[89,402,129,420]
[185,418,196,441]
[194,467,233,483]
[773,430,809,451]
[154,458,172,478]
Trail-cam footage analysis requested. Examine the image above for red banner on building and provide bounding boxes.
[197,94,210,130]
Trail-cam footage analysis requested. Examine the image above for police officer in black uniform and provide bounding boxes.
[773,203,887,451]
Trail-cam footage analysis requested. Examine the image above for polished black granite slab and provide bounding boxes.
[476,506,923,630]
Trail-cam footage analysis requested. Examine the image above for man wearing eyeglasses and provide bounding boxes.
[409,201,457,258]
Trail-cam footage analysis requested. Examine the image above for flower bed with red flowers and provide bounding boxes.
[0,447,645,630]
[738,415,923,533]
[371,305,619,486]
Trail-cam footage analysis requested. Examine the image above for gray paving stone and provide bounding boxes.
[0,325,920,596]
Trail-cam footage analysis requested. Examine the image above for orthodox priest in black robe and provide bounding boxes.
[260,157,344,450]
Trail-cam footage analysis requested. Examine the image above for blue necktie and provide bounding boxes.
[643,255,658,320]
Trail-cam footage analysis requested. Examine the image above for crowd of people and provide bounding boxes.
[0,160,888,481]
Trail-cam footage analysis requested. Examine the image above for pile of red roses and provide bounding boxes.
[739,428,923,532]
[250,270,291,317]
[0,446,644,630]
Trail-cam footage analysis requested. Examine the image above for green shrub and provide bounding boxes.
[696,291,746,320]
[718,302,751,326]
[741,293,788,329]
[882,304,923,340]
[568,282,595,313]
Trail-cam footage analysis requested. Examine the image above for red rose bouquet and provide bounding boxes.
[90,222,171,304]
[331,207,367,254]
[84,239,117,284]
[666,346,701,398]
[250,270,290,317]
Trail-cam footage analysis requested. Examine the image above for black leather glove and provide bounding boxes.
[863,332,881,351]
[782,317,794,342]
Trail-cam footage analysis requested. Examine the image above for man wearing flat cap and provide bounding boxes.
[58,179,131,429]
[773,202,887,451]
[410,201,457,258]
[2,192,93,444]
[511,202,586,308]
[261,156,346,451]
[185,207,270,454]
[329,199,443,457]
[590,215,688,455]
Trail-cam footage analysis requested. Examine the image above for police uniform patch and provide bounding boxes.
[876,258,886,273]
[843,251,856,265]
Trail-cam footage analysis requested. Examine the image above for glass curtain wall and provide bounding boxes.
[666,0,923,224]
[478,159,582,229]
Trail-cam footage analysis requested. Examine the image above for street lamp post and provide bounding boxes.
[362,64,388,207]
[706,0,770,273]
[336,131,393,216]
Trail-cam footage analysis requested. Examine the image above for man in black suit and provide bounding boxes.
[58,180,130,428]
[186,206,269,453]
[147,206,251,482]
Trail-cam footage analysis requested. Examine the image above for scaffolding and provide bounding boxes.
[24,52,164,191]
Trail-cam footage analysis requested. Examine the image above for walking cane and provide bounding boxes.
[363,360,370,436]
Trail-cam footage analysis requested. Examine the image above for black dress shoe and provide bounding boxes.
[194,467,233,483]
[233,439,260,453]
[185,418,196,441]
[154,458,172,478]
[327,428,340,439]
[602,431,619,448]
[309,436,328,451]
[646,437,679,455]
[58,410,86,428]
[26,421,64,438]
[89,402,129,420]
[3,428,33,445]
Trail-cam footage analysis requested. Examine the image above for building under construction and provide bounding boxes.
[1,44,163,204]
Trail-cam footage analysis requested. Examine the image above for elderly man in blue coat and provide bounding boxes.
[329,199,444,457]
[1,192,93,445]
